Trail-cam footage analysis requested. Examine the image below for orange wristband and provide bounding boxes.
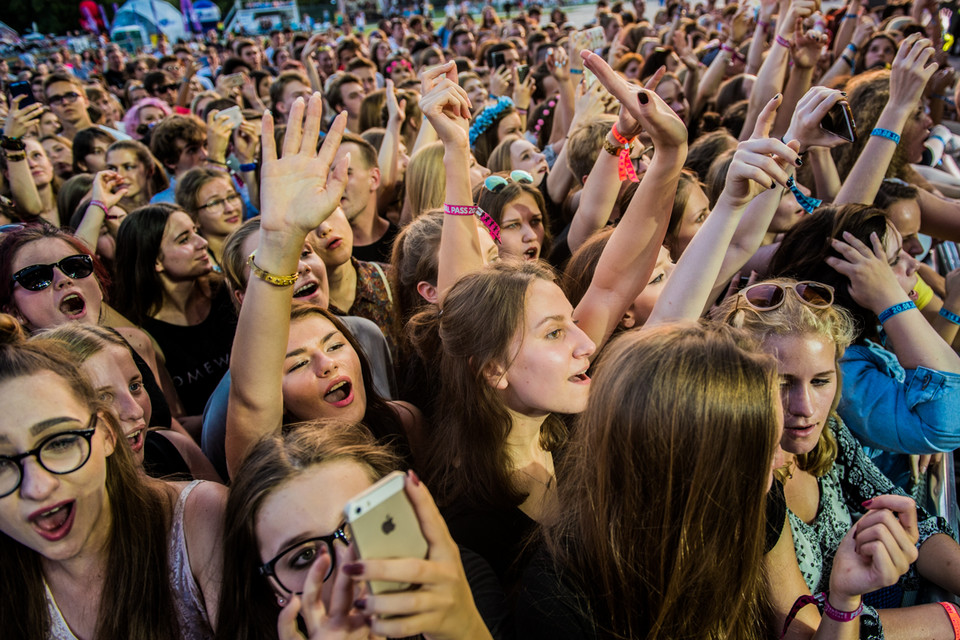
[939,602,960,640]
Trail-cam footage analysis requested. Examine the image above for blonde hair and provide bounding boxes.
[710,278,856,477]
[404,141,445,218]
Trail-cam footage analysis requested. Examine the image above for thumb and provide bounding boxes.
[276,596,307,640]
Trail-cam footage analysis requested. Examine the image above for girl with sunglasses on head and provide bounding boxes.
[408,54,689,588]
[710,280,960,640]
[767,204,960,493]
[218,422,495,640]
[0,313,225,640]
[224,95,420,479]
[0,224,184,435]
[516,320,920,640]
[475,169,552,263]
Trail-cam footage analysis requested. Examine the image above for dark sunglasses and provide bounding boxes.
[12,254,94,292]
[484,169,535,193]
[737,281,834,312]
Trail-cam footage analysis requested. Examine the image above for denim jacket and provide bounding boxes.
[838,339,960,487]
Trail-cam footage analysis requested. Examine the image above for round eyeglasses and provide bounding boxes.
[0,414,98,499]
[259,523,352,594]
[737,281,835,312]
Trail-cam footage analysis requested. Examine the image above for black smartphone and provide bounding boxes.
[820,101,857,142]
[517,64,530,83]
[489,50,506,70]
[8,81,37,108]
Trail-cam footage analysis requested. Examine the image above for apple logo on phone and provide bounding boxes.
[381,516,395,535]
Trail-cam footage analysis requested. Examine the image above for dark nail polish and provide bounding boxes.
[638,92,649,105]
[841,91,848,96]
[342,563,364,576]
[861,499,873,508]
[353,599,366,610]
[409,469,421,486]
[795,157,803,166]
[774,93,782,100]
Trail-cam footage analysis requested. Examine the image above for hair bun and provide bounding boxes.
[0,313,27,346]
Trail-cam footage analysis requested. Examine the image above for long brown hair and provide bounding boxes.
[409,260,566,510]
[543,322,778,640]
[0,314,178,640]
[216,422,400,640]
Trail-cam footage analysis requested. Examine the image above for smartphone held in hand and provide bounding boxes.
[820,100,857,142]
[344,471,428,595]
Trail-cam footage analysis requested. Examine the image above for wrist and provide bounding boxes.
[826,590,863,614]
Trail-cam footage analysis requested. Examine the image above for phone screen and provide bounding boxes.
[517,64,530,83]
[820,101,857,142]
[489,51,506,70]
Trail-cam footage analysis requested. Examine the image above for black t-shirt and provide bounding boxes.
[352,222,399,264]
[142,286,237,416]
[103,69,127,91]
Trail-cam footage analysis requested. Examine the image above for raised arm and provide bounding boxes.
[647,95,801,326]
[2,96,44,217]
[772,24,828,138]
[225,97,349,476]
[573,51,687,352]
[378,80,405,193]
[420,62,482,298]
[836,34,938,204]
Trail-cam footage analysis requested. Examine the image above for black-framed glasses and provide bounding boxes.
[47,92,81,106]
[198,193,242,211]
[0,415,98,499]
[484,169,534,193]
[12,254,94,292]
[737,281,834,312]
[259,523,351,594]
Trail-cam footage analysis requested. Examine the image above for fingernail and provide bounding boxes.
[795,157,803,166]
[638,92,649,105]
[353,598,366,610]
[774,93,782,100]
[342,562,364,576]
[862,499,873,508]
[841,91,848,96]
[409,469,420,486]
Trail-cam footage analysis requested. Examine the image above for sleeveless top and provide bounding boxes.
[44,480,214,640]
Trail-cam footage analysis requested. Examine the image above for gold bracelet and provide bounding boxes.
[246,251,299,287]
[602,133,629,157]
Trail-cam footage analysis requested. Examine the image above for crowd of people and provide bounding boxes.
[1,0,960,637]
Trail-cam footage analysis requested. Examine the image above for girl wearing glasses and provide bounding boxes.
[176,168,244,269]
[711,280,960,639]
[0,314,225,640]
[0,225,185,436]
[218,422,494,640]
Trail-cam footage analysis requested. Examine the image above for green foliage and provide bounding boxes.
[3,0,86,36]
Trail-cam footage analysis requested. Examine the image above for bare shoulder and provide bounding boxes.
[389,400,423,431]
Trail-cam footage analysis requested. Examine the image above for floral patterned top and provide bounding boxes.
[788,415,953,639]
[330,258,399,359]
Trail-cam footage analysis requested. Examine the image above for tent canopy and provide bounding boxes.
[111,0,187,42]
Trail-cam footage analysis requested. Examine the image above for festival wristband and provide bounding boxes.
[786,176,823,214]
[939,307,960,327]
[938,602,960,640]
[443,203,476,216]
[871,128,901,144]
[846,43,858,53]
[878,300,917,324]
[444,204,501,243]
[606,124,639,183]
[239,162,258,172]
[87,200,110,218]
[776,35,792,49]
[781,592,863,638]
[845,13,859,19]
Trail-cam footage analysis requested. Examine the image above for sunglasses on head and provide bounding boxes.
[737,281,834,312]
[12,254,94,292]
[484,169,535,193]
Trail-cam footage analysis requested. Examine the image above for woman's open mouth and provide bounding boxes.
[127,428,146,453]
[523,246,539,260]
[293,280,319,299]
[323,379,354,407]
[59,293,87,319]
[29,500,76,541]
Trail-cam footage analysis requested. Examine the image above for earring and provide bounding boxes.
[277,595,287,606]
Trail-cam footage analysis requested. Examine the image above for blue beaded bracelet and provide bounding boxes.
[871,128,901,144]
[940,307,960,326]
[239,162,258,172]
[878,300,916,324]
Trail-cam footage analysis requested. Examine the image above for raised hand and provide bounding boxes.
[340,472,492,640]
[385,79,407,127]
[259,94,349,235]
[581,52,685,147]
[889,33,938,111]
[276,544,369,640]
[546,46,571,83]
[206,109,234,162]
[233,119,260,164]
[3,95,43,139]
[512,66,534,111]
[489,66,511,98]
[718,95,801,208]
[829,494,919,605]
[783,87,851,152]
[90,170,129,210]
[825,231,910,315]
[419,62,471,150]
[792,25,828,69]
